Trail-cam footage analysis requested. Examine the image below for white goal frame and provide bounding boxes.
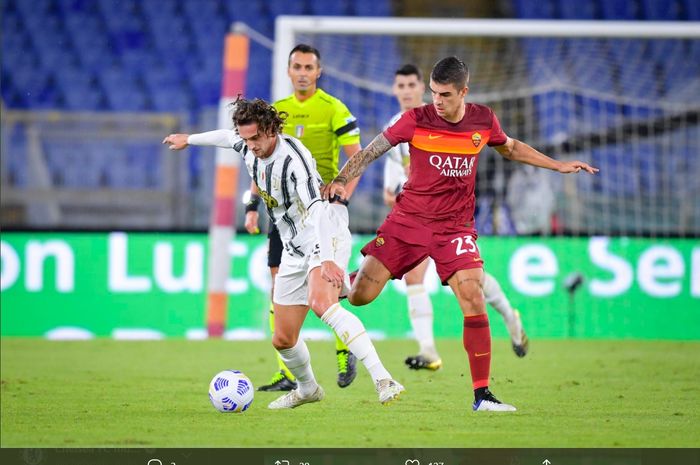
[272,16,700,102]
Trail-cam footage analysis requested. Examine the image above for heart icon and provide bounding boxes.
[405,460,420,465]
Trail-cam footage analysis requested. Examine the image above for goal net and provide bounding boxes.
[271,17,700,237]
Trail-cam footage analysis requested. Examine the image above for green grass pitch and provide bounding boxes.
[1,338,698,448]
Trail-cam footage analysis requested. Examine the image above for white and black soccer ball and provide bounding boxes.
[208,370,254,413]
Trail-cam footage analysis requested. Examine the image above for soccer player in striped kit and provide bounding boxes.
[165,44,362,393]
[169,97,404,409]
[325,57,597,412]
[247,44,362,392]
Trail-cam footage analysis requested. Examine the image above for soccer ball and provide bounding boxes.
[208,370,254,413]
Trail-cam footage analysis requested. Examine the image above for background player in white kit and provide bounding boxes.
[382,65,529,370]
[166,98,404,408]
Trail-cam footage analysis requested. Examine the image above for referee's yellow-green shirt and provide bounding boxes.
[274,88,360,184]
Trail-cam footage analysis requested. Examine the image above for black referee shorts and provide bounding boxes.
[267,220,283,268]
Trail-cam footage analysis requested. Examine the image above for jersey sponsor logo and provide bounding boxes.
[295,125,304,138]
[471,132,482,147]
[428,133,443,140]
[375,236,385,247]
[258,190,279,209]
[428,154,476,177]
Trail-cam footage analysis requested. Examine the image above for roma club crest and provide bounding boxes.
[471,132,482,147]
[375,236,385,247]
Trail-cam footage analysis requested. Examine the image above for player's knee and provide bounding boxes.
[272,331,297,350]
[308,294,333,315]
[455,285,485,312]
[348,287,375,306]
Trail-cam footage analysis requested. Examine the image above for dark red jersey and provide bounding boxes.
[383,103,507,229]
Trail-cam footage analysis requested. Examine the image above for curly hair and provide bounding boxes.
[231,97,287,137]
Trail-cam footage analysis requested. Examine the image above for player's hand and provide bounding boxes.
[322,180,347,202]
[557,160,599,175]
[162,134,189,150]
[321,260,344,287]
[244,211,260,234]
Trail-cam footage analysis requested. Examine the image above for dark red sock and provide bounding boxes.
[463,313,491,389]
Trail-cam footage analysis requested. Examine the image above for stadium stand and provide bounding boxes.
[1,0,697,234]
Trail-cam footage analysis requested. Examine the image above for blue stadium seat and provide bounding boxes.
[349,0,391,16]
[534,91,575,143]
[688,39,700,62]
[558,0,597,19]
[636,143,659,194]
[310,2,349,15]
[229,4,272,37]
[607,39,646,64]
[640,0,682,20]
[618,63,659,99]
[590,145,637,196]
[151,89,193,114]
[512,0,556,18]
[683,0,700,19]
[576,96,619,133]
[55,0,97,14]
[62,86,104,110]
[266,0,306,16]
[647,40,686,66]
[599,0,641,19]
[141,0,178,17]
[189,70,221,107]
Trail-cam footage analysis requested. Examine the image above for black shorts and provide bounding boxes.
[267,220,283,268]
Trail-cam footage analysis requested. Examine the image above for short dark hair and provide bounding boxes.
[430,56,469,89]
[288,44,321,64]
[395,64,422,80]
[232,97,287,137]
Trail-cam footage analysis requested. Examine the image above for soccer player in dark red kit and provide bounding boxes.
[323,56,598,412]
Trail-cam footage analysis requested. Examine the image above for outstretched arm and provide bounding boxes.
[322,133,393,200]
[162,129,238,150]
[494,137,599,174]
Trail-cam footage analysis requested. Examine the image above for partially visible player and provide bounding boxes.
[324,57,598,412]
[381,64,441,369]
[383,65,529,371]
[169,98,404,409]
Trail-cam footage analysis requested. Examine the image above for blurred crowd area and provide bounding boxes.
[1,0,698,235]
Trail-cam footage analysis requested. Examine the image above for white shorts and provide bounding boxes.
[273,204,352,306]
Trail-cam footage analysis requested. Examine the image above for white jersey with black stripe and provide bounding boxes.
[235,134,325,257]
[383,111,410,194]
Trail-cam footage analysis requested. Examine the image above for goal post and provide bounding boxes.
[272,16,700,237]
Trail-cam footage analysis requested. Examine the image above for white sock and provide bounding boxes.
[321,303,391,383]
[277,338,317,397]
[406,284,438,359]
[483,272,521,343]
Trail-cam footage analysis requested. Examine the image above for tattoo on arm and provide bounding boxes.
[336,134,392,184]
